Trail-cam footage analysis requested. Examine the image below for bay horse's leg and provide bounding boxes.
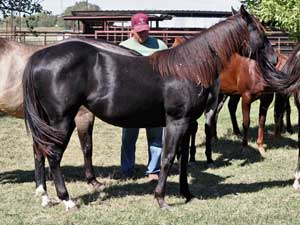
[45,117,77,210]
[274,93,287,136]
[75,106,104,191]
[241,94,251,150]
[155,118,191,209]
[293,94,300,189]
[228,95,242,136]
[33,143,50,207]
[189,121,198,163]
[256,94,273,155]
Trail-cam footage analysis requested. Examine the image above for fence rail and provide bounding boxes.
[0,30,296,55]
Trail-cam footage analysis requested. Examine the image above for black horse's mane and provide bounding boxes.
[260,43,300,94]
[149,14,250,87]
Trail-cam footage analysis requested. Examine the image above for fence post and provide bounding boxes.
[44,33,47,46]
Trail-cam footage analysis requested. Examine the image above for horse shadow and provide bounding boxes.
[246,124,299,150]
[0,161,293,206]
[194,129,264,169]
[194,123,299,167]
[0,111,7,117]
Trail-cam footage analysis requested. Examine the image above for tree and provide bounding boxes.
[242,0,300,42]
[0,0,47,31]
[57,1,101,30]
[0,0,44,17]
[63,1,100,16]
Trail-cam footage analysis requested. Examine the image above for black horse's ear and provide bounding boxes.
[231,6,238,15]
[240,4,253,24]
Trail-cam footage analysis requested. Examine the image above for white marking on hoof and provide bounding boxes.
[41,194,51,207]
[293,171,300,190]
[35,185,46,196]
[295,171,300,180]
[293,180,300,190]
[63,199,77,211]
[258,146,266,157]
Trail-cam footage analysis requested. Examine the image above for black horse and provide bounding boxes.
[23,6,279,210]
[260,43,300,190]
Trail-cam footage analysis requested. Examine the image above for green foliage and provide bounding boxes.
[63,1,100,16]
[0,0,47,32]
[59,1,101,30]
[242,0,300,42]
[0,0,44,17]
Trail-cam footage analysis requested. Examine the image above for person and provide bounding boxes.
[119,12,168,180]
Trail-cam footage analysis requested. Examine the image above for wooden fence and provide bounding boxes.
[0,30,296,55]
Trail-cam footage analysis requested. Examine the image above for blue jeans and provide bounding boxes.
[121,127,162,176]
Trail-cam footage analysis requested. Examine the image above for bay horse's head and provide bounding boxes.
[237,5,278,65]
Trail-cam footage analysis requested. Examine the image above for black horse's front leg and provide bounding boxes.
[188,121,198,162]
[204,80,220,166]
[155,119,190,209]
[178,132,194,201]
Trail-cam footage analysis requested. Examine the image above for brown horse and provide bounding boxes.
[0,37,105,206]
[172,37,287,163]
[218,52,287,155]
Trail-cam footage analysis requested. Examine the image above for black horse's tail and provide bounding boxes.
[23,55,65,156]
[260,45,300,95]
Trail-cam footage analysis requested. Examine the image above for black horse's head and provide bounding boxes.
[237,5,278,65]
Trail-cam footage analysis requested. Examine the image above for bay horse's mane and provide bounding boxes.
[149,14,249,88]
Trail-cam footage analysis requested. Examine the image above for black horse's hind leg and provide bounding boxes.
[293,94,300,189]
[155,118,190,208]
[33,143,50,207]
[285,97,293,134]
[189,121,198,163]
[45,117,77,210]
[228,95,242,136]
[75,107,104,192]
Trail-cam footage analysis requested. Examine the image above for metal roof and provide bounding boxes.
[64,10,232,20]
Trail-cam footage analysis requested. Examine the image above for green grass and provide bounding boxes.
[0,100,299,225]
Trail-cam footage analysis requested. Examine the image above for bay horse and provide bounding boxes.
[260,43,300,190]
[0,37,141,206]
[172,37,288,163]
[23,6,279,210]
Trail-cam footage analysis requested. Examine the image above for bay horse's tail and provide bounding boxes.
[260,45,300,95]
[23,55,65,156]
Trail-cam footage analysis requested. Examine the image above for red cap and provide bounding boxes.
[131,13,150,32]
